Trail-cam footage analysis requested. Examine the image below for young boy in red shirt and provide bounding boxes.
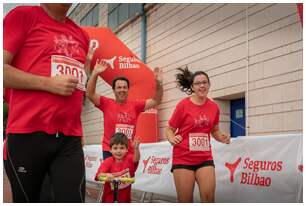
[95,132,140,203]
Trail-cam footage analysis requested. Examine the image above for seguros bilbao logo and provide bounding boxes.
[84,155,102,168]
[225,157,283,187]
[89,39,141,70]
[142,156,170,175]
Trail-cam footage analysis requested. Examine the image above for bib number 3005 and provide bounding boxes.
[51,55,87,91]
[189,133,210,151]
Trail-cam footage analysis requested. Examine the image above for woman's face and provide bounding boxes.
[191,74,210,98]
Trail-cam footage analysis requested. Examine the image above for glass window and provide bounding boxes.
[109,3,119,12]
[129,4,142,16]
[118,4,129,25]
[108,3,142,30]
[80,17,86,26]
[86,12,93,25]
[108,8,118,30]
[93,5,99,26]
[80,4,99,27]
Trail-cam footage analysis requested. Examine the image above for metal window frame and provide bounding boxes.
[80,4,99,26]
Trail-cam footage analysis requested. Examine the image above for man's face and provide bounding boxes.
[41,3,72,13]
[113,80,129,103]
[56,3,72,10]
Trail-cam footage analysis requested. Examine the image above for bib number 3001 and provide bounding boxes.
[51,55,87,91]
[115,124,134,139]
[189,133,210,151]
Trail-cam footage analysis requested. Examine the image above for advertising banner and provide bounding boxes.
[84,134,303,202]
[83,144,103,182]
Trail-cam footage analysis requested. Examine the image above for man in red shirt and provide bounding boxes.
[4,4,89,202]
[86,60,163,160]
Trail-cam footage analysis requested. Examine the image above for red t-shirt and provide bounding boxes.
[4,6,89,136]
[95,155,138,203]
[4,88,11,104]
[96,96,146,152]
[168,97,220,165]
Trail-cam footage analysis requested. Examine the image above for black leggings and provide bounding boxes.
[5,132,85,203]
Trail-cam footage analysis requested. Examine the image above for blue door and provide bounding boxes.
[230,98,245,137]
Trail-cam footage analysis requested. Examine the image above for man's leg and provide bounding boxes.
[6,133,49,202]
[50,136,85,203]
[39,174,55,202]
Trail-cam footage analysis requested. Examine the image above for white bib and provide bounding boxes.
[51,55,87,91]
[189,133,210,151]
[115,124,134,139]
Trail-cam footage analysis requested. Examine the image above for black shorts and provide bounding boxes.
[171,160,215,173]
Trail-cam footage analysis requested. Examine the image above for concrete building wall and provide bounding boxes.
[69,3,302,144]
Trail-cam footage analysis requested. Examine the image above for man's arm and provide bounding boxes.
[4,50,79,96]
[144,67,163,110]
[86,59,107,106]
[133,139,140,163]
[83,45,95,77]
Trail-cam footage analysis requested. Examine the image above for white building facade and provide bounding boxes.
[68,3,303,144]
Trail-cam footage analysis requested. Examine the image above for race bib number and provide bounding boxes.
[51,55,87,91]
[189,133,210,151]
[110,169,131,190]
[115,124,134,139]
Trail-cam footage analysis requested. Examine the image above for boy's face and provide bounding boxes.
[110,143,128,161]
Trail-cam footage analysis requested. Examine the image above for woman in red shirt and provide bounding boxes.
[165,66,231,203]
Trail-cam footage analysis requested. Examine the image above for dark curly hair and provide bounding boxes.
[175,66,210,95]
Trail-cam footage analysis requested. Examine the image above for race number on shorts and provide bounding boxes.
[189,133,210,151]
[51,55,87,91]
[115,124,134,139]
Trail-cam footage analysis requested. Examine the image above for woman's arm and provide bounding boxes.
[211,124,231,144]
[165,126,183,145]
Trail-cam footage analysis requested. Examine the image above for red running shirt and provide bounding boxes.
[4,6,89,136]
[168,97,220,165]
[95,155,138,203]
[96,96,145,152]
[4,88,11,104]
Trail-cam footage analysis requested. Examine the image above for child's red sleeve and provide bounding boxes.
[95,158,112,181]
